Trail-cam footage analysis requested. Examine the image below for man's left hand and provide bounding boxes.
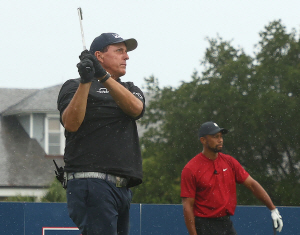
[271,208,283,232]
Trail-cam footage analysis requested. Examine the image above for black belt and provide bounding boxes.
[196,216,230,221]
[66,172,128,187]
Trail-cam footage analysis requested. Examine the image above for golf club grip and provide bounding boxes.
[78,7,83,20]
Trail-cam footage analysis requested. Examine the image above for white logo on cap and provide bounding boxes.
[112,33,121,38]
[214,123,219,127]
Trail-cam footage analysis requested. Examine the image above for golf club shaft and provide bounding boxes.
[77,7,87,50]
[77,7,91,72]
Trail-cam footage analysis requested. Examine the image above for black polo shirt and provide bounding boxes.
[57,78,145,187]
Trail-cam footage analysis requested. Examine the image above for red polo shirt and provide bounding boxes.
[180,152,249,218]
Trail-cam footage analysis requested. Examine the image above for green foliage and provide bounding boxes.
[41,178,67,202]
[132,20,300,206]
[4,196,36,202]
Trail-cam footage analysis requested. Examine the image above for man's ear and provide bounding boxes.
[94,51,104,63]
[200,137,206,145]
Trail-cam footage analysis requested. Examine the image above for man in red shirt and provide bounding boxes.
[181,121,283,235]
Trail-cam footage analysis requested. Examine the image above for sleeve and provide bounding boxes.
[230,157,250,184]
[180,167,196,198]
[128,83,146,120]
[57,79,80,125]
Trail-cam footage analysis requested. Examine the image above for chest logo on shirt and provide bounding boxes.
[223,168,228,171]
[97,88,109,94]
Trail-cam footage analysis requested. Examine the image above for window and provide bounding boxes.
[45,115,65,155]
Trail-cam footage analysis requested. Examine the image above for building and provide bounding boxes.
[0,85,64,200]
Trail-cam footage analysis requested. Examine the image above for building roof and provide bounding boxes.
[2,85,62,116]
[0,88,38,113]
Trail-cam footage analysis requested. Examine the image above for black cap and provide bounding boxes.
[90,33,137,54]
[198,121,228,138]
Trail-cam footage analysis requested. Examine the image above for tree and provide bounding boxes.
[132,20,300,206]
[41,178,67,202]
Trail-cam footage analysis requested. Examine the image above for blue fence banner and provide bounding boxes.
[0,203,298,234]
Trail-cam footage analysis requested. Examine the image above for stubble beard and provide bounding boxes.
[208,145,222,153]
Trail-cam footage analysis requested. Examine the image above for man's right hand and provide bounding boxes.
[77,58,95,84]
[79,50,107,79]
[271,208,283,232]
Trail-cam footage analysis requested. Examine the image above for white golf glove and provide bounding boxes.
[271,208,283,232]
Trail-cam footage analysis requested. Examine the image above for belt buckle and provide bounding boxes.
[116,176,122,187]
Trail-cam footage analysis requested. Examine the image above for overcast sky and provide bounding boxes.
[1,0,299,91]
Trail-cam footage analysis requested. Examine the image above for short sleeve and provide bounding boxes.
[127,83,146,120]
[180,167,197,198]
[57,79,80,124]
[231,157,249,184]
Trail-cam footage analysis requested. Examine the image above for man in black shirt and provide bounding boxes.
[57,33,145,235]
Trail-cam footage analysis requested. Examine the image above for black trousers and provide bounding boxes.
[195,216,237,235]
[67,178,132,235]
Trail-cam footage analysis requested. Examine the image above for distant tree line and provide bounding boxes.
[131,20,300,206]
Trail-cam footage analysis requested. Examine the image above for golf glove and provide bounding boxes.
[79,50,107,79]
[271,208,283,232]
[77,58,95,84]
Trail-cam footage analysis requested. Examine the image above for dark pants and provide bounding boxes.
[195,216,237,235]
[67,178,132,235]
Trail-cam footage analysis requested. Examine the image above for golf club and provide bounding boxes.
[77,7,87,50]
[77,7,91,72]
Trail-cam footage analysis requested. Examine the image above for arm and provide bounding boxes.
[242,175,276,210]
[243,175,283,232]
[182,197,198,235]
[102,77,144,118]
[62,82,91,132]
[62,56,96,132]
